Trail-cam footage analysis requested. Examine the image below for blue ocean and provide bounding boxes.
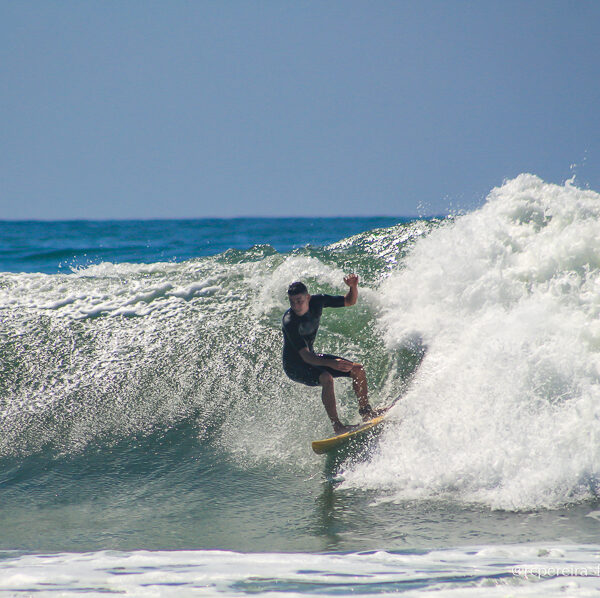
[1,174,600,596]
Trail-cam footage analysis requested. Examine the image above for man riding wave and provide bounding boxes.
[282,274,383,434]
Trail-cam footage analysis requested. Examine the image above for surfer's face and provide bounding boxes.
[289,293,310,316]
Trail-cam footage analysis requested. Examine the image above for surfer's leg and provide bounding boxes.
[350,364,385,420]
[319,371,347,434]
[350,363,369,411]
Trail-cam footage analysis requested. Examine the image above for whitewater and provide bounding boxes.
[344,173,600,511]
[1,174,600,596]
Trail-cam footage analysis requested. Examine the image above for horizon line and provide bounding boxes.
[0,214,449,223]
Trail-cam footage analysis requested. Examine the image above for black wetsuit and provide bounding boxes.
[282,294,351,387]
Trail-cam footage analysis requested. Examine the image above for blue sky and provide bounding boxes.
[1,1,599,219]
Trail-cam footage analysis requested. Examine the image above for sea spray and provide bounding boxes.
[343,174,600,510]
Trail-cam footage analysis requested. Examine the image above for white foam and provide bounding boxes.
[1,544,599,597]
[343,174,600,510]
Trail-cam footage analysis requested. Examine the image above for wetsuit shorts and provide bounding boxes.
[283,353,352,387]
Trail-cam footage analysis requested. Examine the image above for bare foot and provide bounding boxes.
[333,421,360,435]
[360,406,389,422]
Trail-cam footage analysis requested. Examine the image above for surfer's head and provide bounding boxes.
[288,281,310,316]
[287,281,308,296]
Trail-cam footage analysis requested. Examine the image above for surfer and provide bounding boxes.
[282,274,382,434]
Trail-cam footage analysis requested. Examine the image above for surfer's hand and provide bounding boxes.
[344,273,359,288]
[332,359,354,372]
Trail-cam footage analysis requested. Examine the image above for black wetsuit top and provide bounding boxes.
[282,294,345,366]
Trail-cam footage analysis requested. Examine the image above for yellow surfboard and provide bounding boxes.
[311,413,387,454]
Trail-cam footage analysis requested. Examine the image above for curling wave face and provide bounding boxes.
[0,221,429,467]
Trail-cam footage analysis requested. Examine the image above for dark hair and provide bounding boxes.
[287,281,308,296]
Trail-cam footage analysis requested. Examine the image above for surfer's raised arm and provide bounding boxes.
[343,273,359,306]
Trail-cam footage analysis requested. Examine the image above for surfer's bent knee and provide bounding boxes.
[319,371,334,386]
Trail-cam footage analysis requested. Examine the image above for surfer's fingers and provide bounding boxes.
[334,359,353,372]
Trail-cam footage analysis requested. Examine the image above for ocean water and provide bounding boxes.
[1,174,600,596]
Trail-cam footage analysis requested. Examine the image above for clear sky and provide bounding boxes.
[1,0,599,220]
